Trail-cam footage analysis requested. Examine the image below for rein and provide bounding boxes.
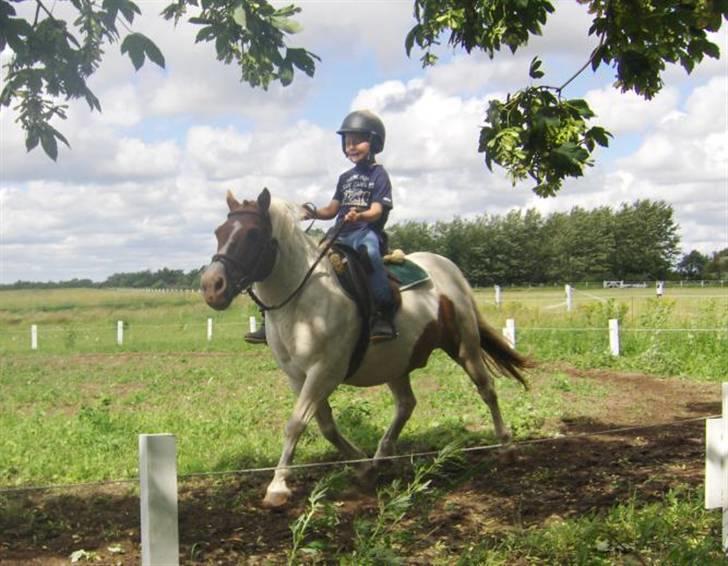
[247,219,347,311]
[213,203,346,312]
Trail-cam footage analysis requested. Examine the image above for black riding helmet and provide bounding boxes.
[337,110,386,155]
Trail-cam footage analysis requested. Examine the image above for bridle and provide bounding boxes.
[211,208,278,298]
[210,205,346,312]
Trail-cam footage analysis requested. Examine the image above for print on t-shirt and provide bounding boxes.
[340,174,374,209]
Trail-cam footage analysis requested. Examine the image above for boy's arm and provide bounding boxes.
[303,199,340,220]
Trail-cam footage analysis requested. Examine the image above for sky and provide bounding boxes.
[1,1,727,284]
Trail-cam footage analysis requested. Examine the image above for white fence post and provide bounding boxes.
[494,285,502,308]
[249,316,257,334]
[207,318,213,342]
[503,318,516,348]
[31,325,38,351]
[117,321,124,346]
[565,284,574,312]
[139,434,179,566]
[705,383,728,555]
[609,319,620,357]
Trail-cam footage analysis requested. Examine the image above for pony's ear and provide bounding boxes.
[226,190,240,211]
[257,188,271,214]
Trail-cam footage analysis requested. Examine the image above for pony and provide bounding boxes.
[201,188,529,507]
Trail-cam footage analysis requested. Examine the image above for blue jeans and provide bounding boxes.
[337,228,393,307]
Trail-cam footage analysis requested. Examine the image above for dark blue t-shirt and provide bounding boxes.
[332,162,393,236]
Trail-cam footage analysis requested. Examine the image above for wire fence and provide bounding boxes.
[0,413,716,496]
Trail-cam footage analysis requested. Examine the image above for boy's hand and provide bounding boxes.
[344,209,360,223]
[301,203,316,220]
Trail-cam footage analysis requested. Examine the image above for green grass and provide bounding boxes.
[0,286,725,486]
[1,349,599,486]
[455,488,723,565]
[1,287,725,563]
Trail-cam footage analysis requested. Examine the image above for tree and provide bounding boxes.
[542,206,615,282]
[611,200,680,279]
[3,1,726,184]
[677,250,710,279]
[0,0,318,159]
[406,0,727,195]
[705,248,728,280]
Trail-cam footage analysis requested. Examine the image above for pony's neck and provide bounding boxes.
[254,199,323,305]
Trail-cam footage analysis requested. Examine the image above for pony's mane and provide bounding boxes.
[268,198,316,253]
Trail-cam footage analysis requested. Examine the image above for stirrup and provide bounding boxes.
[370,317,397,343]
[244,325,267,344]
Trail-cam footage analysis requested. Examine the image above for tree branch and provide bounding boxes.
[557,34,606,95]
[33,0,55,23]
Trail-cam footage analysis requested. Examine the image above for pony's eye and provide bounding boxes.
[247,229,260,242]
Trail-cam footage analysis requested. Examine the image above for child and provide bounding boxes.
[304,109,397,342]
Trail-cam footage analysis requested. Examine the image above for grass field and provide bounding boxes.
[1,285,726,484]
[1,286,727,563]
[1,285,725,375]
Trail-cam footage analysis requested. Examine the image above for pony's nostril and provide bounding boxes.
[214,277,225,293]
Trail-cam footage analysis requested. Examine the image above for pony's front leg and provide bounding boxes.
[262,414,308,508]
[263,370,340,508]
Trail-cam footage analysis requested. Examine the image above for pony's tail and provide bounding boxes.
[477,311,532,389]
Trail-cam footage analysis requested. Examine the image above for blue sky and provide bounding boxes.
[1,2,727,283]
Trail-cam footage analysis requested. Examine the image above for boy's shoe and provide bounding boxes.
[370,312,397,342]
[244,324,267,344]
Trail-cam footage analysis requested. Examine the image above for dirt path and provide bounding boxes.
[0,367,719,564]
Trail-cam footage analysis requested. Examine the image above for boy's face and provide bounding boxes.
[344,133,371,164]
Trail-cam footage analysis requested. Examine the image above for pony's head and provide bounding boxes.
[201,188,278,310]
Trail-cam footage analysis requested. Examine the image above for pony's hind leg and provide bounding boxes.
[374,375,417,461]
[460,350,512,444]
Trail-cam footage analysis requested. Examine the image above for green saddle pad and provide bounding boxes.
[386,258,430,291]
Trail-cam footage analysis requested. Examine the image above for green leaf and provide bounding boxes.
[566,98,594,118]
[141,34,165,68]
[83,87,102,112]
[404,27,417,56]
[703,41,720,59]
[40,131,59,161]
[271,15,302,34]
[587,126,612,148]
[195,25,216,43]
[233,5,247,28]
[529,57,544,79]
[26,130,40,152]
[120,33,146,70]
[279,62,294,86]
[286,47,318,76]
[103,0,141,24]
[120,32,165,70]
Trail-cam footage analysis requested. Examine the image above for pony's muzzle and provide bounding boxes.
[201,263,231,310]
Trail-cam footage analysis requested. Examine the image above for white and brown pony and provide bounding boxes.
[201,188,529,507]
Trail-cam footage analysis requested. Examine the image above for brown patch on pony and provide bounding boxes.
[408,321,439,371]
[437,294,461,359]
[407,294,462,372]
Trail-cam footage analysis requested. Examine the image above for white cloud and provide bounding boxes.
[586,87,680,135]
[1,2,726,283]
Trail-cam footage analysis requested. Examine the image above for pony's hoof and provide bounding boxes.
[262,489,291,509]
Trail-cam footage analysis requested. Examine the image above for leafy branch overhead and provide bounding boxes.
[2,0,726,197]
[0,0,318,160]
[407,0,727,195]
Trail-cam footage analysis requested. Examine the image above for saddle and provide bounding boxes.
[327,243,430,379]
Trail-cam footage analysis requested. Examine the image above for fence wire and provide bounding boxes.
[0,413,716,496]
